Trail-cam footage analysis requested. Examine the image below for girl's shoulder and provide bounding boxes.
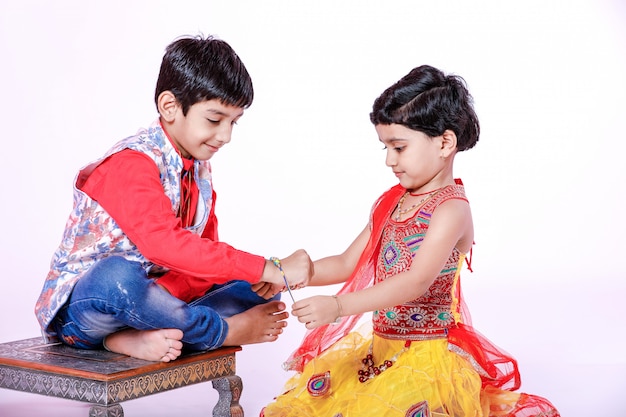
[421,183,468,215]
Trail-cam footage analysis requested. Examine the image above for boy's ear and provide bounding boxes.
[157,91,179,122]
[441,129,458,158]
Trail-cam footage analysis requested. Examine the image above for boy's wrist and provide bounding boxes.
[261,259,280,284]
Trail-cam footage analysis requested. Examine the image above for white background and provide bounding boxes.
[1,1,625,416]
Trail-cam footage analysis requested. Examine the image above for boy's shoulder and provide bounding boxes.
[106,121,166,156]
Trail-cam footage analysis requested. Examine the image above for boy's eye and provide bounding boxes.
[207,118,219,123]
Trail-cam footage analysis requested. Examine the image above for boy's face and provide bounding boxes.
[164,98,244,160]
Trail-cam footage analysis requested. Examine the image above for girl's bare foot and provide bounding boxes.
[223,301,288,346]
[104,328,184,362]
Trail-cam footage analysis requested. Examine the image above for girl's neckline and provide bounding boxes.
[391,185,451,223]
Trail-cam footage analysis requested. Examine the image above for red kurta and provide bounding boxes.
[80,148,265,302]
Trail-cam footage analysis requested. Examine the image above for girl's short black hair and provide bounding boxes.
[155,35,254,115]
[370,65,479,151]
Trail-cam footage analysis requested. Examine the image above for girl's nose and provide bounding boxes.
[385,150,396,167]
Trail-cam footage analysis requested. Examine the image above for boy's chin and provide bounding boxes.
[194,151,216,161]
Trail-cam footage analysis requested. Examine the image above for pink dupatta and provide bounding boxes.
[283,184,405,372]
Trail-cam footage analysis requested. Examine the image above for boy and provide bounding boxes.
[34,35,312,362]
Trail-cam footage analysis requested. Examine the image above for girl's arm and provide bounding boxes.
[306,225,372,287]
[293,199,472,328]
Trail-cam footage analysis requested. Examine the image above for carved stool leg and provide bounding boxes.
[89,403,124,417]
[212,375,243,417]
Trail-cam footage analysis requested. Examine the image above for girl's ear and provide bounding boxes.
[441,129,458,158]
[157,91,179,122]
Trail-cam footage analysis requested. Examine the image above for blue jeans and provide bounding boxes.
[52,256,279,351]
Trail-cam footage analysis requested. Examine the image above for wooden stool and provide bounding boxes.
[0,337,243,416]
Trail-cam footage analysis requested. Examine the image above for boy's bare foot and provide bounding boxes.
[104,328,184,362]
[223,301,288,346]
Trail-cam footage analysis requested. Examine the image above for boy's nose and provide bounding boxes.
[216,126,233,145]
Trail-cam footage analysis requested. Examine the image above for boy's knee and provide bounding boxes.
[76,256,146,296]
[97,256,142,275]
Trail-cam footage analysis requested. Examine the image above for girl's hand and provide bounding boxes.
[292,295,341,329]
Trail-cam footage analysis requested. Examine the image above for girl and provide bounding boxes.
[262,65,559,416]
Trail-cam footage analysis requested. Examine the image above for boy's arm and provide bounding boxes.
[151,217,253,302]
[80,149,266,284]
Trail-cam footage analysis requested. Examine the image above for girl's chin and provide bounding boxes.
[398,179,415,189]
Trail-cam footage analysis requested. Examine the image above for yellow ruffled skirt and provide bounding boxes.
[263,324,522,417]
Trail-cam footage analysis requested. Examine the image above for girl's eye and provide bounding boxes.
[207,118,219,124]
[381,145,404,152]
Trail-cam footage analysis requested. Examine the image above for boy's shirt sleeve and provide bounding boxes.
[80,149,265,301]
[155,214,242,302]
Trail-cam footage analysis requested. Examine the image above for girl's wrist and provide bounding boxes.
[331,295,343,325]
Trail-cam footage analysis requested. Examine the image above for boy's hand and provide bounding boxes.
[251,282,283,299]
[280,249,314,288]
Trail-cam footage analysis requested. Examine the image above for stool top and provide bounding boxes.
[0,337,241,380]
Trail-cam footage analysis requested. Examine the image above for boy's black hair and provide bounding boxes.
[370,65,479,151]
[155,35,254,115]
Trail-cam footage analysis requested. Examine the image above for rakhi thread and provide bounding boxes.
[270,257,295,303]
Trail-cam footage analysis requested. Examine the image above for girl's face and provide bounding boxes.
[166,98,244,161]
[376,123,448,191]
